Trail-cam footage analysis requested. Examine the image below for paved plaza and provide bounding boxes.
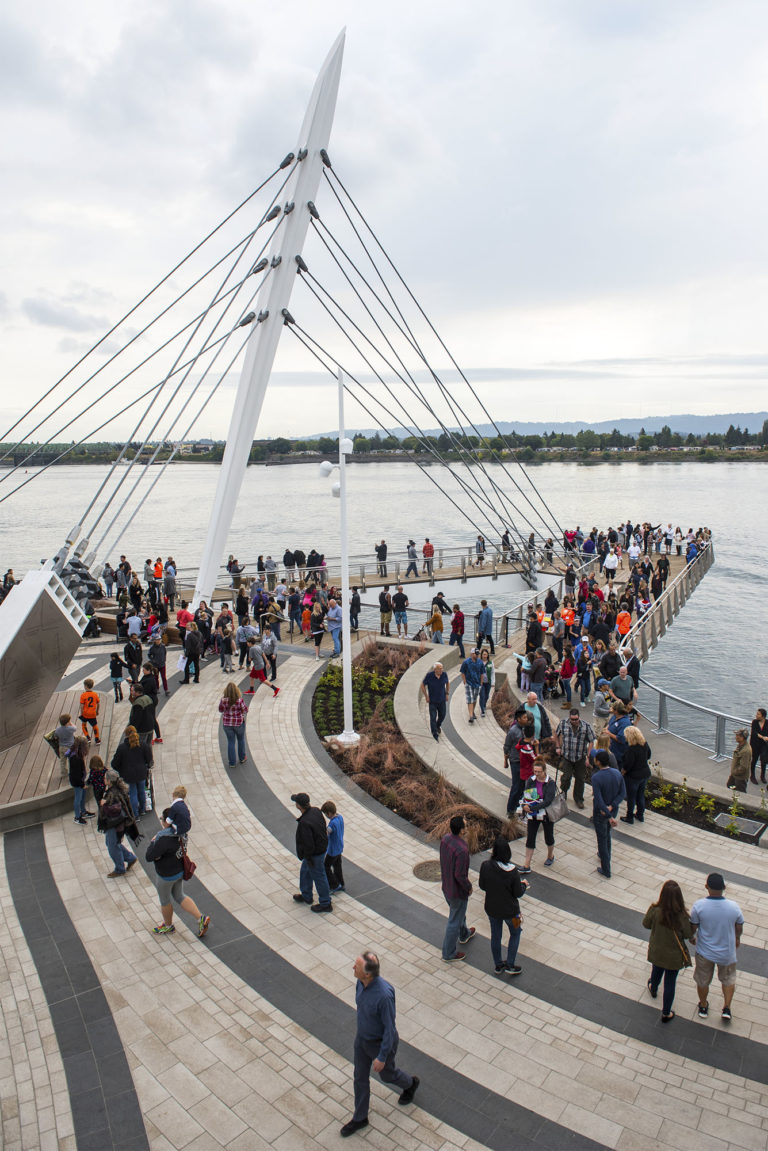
[1,635,767,1151]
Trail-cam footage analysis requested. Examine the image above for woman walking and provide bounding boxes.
[218,682,249,767]
[111,725,152,820]
[642,879,694,1022]
[98,769,139,877]
[621,725,652,823]
[146,806,210,938]
[517,758,556,873]
[310,602,326,660]
[478,836,528,976]
[478,647,495,716]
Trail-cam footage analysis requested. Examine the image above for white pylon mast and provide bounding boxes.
[193,30,345,606]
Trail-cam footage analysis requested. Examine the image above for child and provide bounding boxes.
[86,754,108,805]
[301,605,312,641]
[69,737,94,824]
[515,726,537,791]
[321,801,345,893]
[79,678,101,743]
[54,713,77,774]
[221,627,235,673]
[110,652,127,702]
[246,640,280,698]
[167,785,192,835]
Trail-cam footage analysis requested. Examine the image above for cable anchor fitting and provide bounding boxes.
[297,148,308,161]
[257,310,269,323]
[295,255,309,273]
[238,312,256,327]
[307,201,320,219]
[320,149,332,168]
[271,254,282,268]
[281,309,295,325]
[265,205,281,222]
[251,258,268,275]
[283,201,295,214]
[279,153,295,169]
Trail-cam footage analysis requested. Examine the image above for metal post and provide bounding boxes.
[656,692,669,734]
[492,555,497,581]
[438,548,443,570]
[713,715,727,761]
[334,370,359,747]
[461,556,466,583]
[359,564,366,593]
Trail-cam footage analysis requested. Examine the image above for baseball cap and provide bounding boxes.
[291,792,310,807]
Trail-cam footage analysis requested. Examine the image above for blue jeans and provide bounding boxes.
[507,768,522,815]
[105,828,136,873]
[530,682,544,701]
[405,562,418,578]
[449,632,465,658]
[649,965,679,1017]
[624,776,647,821]
[330,628,342,655]
[73,787,85,819]
[488,916,522,969]
[299,853,332,906]
[442,895,469,959]
[225,722,246,766]
[578,673,591,703]
[431,630,443,643]
[129,780,147,820]
[594,811,613,876]
[561,678,572,703]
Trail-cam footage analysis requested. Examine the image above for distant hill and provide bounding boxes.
[311,412,768,439]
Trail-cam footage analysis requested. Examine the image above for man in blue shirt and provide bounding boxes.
[477,599,495,654]
[460,649,484,724]
[591,750,626,878]
[326,598,343,656]
[421,662,450,741]
[340,951,419,1137]
[690,873,745,1022]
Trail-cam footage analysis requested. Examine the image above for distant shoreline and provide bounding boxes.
[2,449,767,469]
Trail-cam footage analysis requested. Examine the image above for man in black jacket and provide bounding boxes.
[291,793,333,913]
[129,685,156,748]
[525,611,543,653]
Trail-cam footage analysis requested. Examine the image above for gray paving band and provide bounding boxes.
[441,703,768,900]
[143,787,603,1151]
[290,668,768,1085]
[4,826,149,1151]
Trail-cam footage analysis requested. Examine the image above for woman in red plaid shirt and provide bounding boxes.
[218,682,250,767]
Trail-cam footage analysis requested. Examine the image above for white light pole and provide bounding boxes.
[319,370,360,746]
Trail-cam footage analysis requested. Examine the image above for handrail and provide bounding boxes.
[637,674,748,762]
[618,541,714,662]
[638,675,748,724]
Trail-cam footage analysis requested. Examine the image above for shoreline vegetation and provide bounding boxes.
[3,445,768,469]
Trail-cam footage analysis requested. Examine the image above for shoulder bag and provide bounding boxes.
[672,927,692,968]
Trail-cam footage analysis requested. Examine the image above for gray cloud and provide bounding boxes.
[23,298,110,332]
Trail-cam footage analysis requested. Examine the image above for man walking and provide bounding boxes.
[555,708,595,809]
[503,707,528,815]
[422,538,435,576]
[391,585,409,638]
[375,540,388,577]
[340,951,419,1138]
[460,649,484,724]
[404,540,418,579]
[260,624,279,681]
[477,600,495,654]
[291,793,333,913]
[439,814,475,962]
[591,750,626,878]
[421,661,449,740]
[326,597,343,657]
[691,873,744,1021]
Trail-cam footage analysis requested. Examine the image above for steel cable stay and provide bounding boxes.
[81,219,282,546]
[0,351,229,507]
[0,155,296,449]
[285,324,510,546]
[80,233,285,543]
[288,316,514,543]
[297,262,536,555]
[321,168,563,541]
[294,273,529,546]
[0,209,287,489]
[0,212,285,467]
[99,326,255,562]
[291,293,511,539]
[308,224,555,554]
[88,259,273,555]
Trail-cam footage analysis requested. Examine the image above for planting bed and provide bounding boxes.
[313,641,516,851]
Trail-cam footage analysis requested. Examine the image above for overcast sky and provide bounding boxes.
[3,0,768,441]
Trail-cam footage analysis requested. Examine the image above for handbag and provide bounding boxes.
[43,730,60,756]
[545,765,569,823]
[673,929,692,968]
[182,851,196,881]
[177,654,187,671]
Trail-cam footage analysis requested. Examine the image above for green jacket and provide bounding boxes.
[642,904,694,970]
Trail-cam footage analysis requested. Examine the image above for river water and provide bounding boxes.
[1,459,766,720]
